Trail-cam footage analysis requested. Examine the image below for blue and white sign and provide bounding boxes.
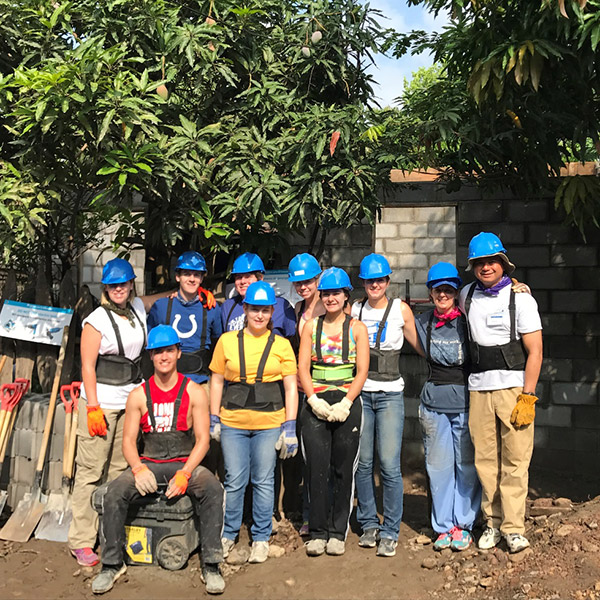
[0,300,73,346]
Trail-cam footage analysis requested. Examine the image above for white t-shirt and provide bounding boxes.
[351,298,405,393]
[81,297,147,410]
[459,283,542,391]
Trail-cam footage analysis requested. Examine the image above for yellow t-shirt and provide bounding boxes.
[210,330,297,430]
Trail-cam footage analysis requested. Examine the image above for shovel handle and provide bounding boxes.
[0,408,17,467]
[69,382,81,412]
[66,408,78,480]
[60,385,74,414]
[0,356,7,377]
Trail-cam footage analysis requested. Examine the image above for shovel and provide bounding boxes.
[0,327,69,542]
[66,382,81,481]
[0,384,19,439]
[35,381,78,541]
[0,380,28,515]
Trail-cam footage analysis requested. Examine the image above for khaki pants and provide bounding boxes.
[68,404,128,549]
[468,387,534,535]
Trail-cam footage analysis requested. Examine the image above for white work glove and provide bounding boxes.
[275,420,298,459]
[210,414,221,442]
[327,398,353,423]
[307,394,333,420]
[132,464,158,496]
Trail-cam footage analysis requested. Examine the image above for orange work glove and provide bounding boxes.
[166,469,191,498]
[87,405,107,437]
[198,286,216,310]
[510,393,538,428]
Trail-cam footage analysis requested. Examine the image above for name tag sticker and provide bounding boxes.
[487,313,505,326]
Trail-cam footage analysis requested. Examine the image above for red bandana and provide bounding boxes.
[433,307,462,328]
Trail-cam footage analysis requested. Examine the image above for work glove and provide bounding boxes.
[132,464,158,496]
[210,414,221,442]
[198,287,217,310]
[86,405,107,437]
[327,397,353,423]
[166,469,191,498]
[307,394,333,420]
[511,278,531,294]
[275,420,298,459]
[510,393,538,428]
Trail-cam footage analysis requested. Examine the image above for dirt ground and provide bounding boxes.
[0,468,598,600]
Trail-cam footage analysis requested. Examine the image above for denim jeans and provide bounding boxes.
[355,390,404,541]
[220,424,280,542]
[419,404,481,533]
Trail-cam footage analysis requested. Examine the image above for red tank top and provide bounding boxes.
[140,373,191,433]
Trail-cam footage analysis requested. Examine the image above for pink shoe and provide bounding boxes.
[71,547,100,566]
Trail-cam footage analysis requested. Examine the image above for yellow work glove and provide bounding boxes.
[87,405,107,437]
[510,393,538,428]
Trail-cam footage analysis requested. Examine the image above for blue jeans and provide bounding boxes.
[419,404,481,533]
[220,424,280,542]
[355,390,404,541]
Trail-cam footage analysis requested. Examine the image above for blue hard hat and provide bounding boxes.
[176,251,206,272]
[288,253,322,282]
[318,267,353,291]
[147,324,180,350]
[359,253,392,280]
[231,252,265,275]
[426,262,462,289]
[243,281,276,306]
[101,258,136,285]
[467,232,515,273]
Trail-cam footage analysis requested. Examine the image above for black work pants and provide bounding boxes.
[100,461,224,567]
[300,390,362,541]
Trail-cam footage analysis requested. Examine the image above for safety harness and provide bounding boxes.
[425,312,467,385]
[310,314,356,391]
[464,283,526,373]
[139,376,194,460]
[165,297,210,376]
[222,330,284,412]
[359,299,401,382]
[95,306,146,386]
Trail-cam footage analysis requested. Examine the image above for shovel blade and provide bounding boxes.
[0,492,46,542]
[34,492,72,543]
[0,490,7,517]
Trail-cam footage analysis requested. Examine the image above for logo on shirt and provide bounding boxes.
[228,314,245,331]
[152,402,174,432]
[172,314,198,339]
[367,321,388,345]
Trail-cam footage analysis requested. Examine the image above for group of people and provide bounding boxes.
[66,231,543,596]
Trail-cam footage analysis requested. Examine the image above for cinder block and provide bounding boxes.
[552,382,598,405]
[381,206,414,223]
[393,254,427,269]
[48,432,66,462]
[533,427,549,448]
[458,201,503,223]
[376,223,398,239]
[573,406,600,430]
[7,482,32,510]
[551,246,598,268]
[415,238,444,253]
[528,223,579,245]
[541,314,573,336]
[508,246,550,268]
[534,405,572,427]
[572,359,600,383]
[574,314,600,336]
[414,206,454,222]
[11,428,34,458]
[505,200,549,222]
[398,223,428,238]
[539,359,573,383]
[526,268,573,290]
[458,223,525,246]
[11,455,35,484]
[385,238,414,253]
[375,239,384,253]
[44,461,64,493]
[544,428,599,453]
[552,291,596,313]
[444,238,456,254]
[428,222,455,238]
[547,336,597,359]
[532,290,550,313]
[389,269,414,285]
[574,268,600,290]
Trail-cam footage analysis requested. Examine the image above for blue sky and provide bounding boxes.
[361,0,448,107]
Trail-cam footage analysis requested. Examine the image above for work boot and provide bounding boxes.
[221,537,235,558]
[377,538,397,557]
[201,564,225,595]
[91,564,127,594]
[478,527,501,550]
[70,547,100,567]
[504,533,530,554]
[248,541,269,564]
[304,539,326,556]
[326,538,345,556]
[358,528,379,548]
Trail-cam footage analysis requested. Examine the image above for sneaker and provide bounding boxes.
[377,538,397,557]
[201,564,226,595]
[221,537,235,558]
[433,532,452,551]
[299,521,310,536]
[91,565,127,594]
[358,528,379,548]
[70,547,100,567]
[326,538,345,556]
[248,541,269,564]
[504,533,530,554]
[478,526,502,550]
[305,538,326,556]
[450,528,473,552]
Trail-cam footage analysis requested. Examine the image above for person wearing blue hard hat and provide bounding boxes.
[298,267,370,557]
[414,262,481,553]
[351,253,421,557]
[147,251,222,386]
[93,323,226,595]
[69,257,148,567]
[459,233,542,554]
[209,280,299,565]
[221,252,296,338]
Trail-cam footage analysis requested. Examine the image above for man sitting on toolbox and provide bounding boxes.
[92,325,225,595]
